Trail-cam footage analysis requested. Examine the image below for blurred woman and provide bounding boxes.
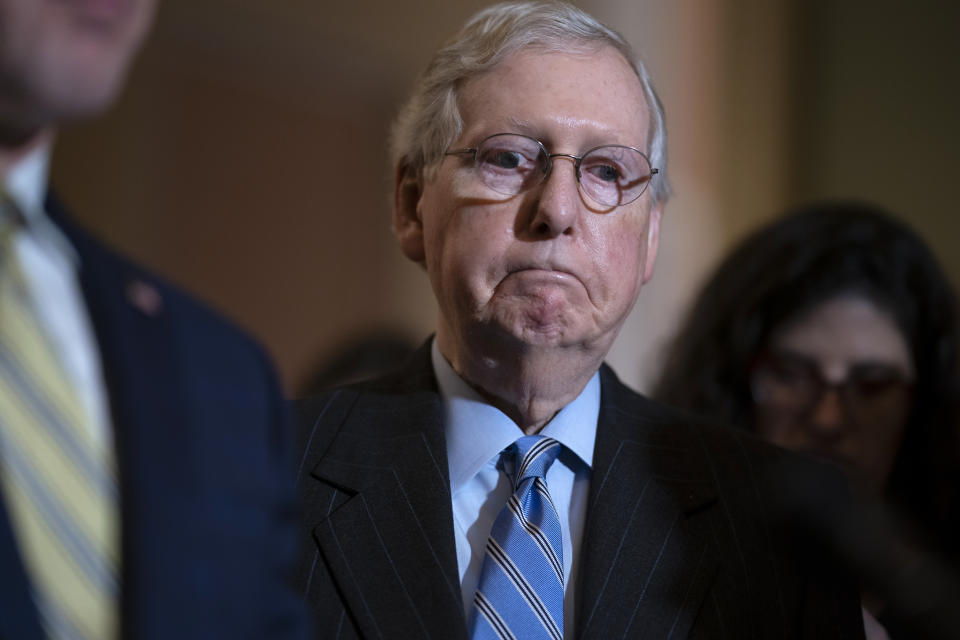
[654,201,960,638]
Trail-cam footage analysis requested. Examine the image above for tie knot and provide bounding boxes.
[508,435,561,487]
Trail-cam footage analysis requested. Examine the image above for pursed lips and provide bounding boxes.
[498,264,589,298]
[507,264,577,282]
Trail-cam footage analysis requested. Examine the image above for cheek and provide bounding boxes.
[593,215,650,296]
[753,406,809,447]
[868,418,908,468]
[755,414,793,444]
[422,206,509,297]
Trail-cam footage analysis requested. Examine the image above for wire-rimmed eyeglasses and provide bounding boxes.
[444,132,658,208]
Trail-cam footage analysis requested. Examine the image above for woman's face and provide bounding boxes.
[750,295,915,495]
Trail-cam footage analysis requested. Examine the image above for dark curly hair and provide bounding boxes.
[654,201,960,556]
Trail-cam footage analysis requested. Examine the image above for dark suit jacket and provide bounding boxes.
[295,342,865,639]
[0,200,309,639]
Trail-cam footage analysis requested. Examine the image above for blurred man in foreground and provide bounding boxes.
[295,2,864,638]
[0,1,308,637]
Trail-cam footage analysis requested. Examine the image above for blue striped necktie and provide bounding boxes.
[469,435,564,640]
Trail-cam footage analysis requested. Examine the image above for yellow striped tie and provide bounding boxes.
[0,192,120,639]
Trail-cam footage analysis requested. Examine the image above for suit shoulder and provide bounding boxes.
[292,352,439,479]
[293,389,360,471]
[600,365,774,449]
[66,214,269,358]
[599,365,824,493]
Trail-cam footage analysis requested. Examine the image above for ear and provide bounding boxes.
[641,203,663,284]
[392,160,426,263]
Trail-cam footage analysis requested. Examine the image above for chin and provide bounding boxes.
[45,63,130,122]
[25,10,149,120]
[491,307,570,347]
[503,319,608,356]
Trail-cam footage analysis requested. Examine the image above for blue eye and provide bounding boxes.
[485,150,523,169]
[588,164,621,183]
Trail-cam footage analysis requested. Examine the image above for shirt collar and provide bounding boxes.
[432,340,599,494]
[2,142,78,264]
[4,141,52,222]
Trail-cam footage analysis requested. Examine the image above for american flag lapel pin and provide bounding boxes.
[126,278,163,317]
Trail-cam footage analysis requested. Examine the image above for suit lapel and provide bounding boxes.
[0,501,44,639]
[577,367,720,639]
[305,348,466,639]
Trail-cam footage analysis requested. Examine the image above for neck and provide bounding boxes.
[0,127,53,180]
[438,330,604,434]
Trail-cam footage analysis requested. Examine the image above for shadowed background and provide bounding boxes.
[50,0,960,394]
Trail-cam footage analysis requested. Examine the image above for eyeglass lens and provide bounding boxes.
[472,133,654,207]
[750,354,914,425]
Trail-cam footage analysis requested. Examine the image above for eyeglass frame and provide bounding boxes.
[748,351,916,425]
[443,132,660,207]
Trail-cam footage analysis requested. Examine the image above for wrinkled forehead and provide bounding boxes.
[455,45,651,148]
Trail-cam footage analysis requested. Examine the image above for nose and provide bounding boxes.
[805,388,849,440]
[525,155,582,238]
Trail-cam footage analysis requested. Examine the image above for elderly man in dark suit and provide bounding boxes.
[295,2,864,638]
[0,1,308,637]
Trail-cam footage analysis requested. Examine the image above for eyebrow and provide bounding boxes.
[768,348,913,376]
[498,117,637,150]
[505,118,539,137]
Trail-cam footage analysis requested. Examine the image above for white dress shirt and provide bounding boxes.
[3,145,112,447]
[432,341,598,638]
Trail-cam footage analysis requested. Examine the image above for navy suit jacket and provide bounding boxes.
[294,342,865,639]
[0,200,309,639]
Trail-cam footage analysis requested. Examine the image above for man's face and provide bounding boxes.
[396,46,662,363]
[0,0,156,138]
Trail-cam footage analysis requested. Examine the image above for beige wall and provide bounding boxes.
[586,0,797,388]
[51,0,959,394]
[787,0,960,278]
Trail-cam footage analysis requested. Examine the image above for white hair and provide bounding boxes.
[389,0,671,204]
